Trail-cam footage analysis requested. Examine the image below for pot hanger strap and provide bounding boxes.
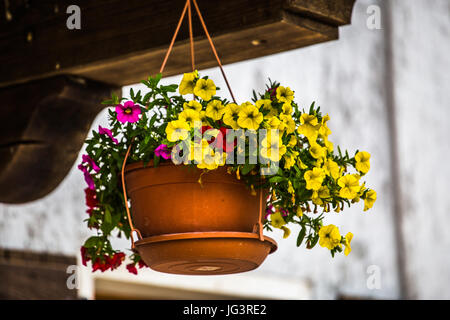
[159,0,236,103]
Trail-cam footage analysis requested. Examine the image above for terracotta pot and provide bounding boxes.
[124,161,265,238]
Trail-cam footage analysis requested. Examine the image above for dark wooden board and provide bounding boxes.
[0,0,356,88]
[0,248,78,299]
[0,75,118,203]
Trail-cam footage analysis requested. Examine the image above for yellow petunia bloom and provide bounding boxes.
[312,185,330,205]
[178,109,200,128]
[323,158,340,180]
[256,99,277,118]
[266,116,281,130]
[283,151,299,169]
[199,110,208,125]
[338,174,361,199]
[319,224,341,250]
[281,226,291,239]
[304,167,325,191]
[344,232,353,256]
[223,103,242,130]
[166,119,190,142]
[281,103,293,116]
[296,206,303,217]
[183,100,202,112]
[237,103,263,130]
[205,99,225,120]
[363,189,377,211]
[288,134,297,147]
[260,133,287,162]
[309,142,326,159]
[276,86,294,104]
[179,71,198,95]
[288,181,295,195]
[298,157,308,169]
[324,137,334,153]
[194,78,216,101]
[270,211,286,228]
[319,114,332,137]
[298,114,319,143]
[280,114,296,134]
[355,151,371,174]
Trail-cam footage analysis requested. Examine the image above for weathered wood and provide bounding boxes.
[0,248,77,299]
[0,75,118,204]
[0,0,356,88]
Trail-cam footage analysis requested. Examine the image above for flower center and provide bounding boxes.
[124,108,132,114]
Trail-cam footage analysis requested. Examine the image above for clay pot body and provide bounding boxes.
[124,162,264,237]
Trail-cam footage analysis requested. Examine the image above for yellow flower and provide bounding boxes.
[281,103,293,116]
[312,186,330,205]
[256,99,276,118]
[237,103,263,130]
[319,114,331,137]
[223,103,242,129]
[270,211,286,228]
[276,86,294,104]
[281,226,291,239]
[338,174,361,199]
[319,224,341,250]
[355,151,371,174]
[323,158,340,180]
[183,100,202,112]
[288,135,297,147]
[179,71,198,95]
[298,157,308,169]
[309,143,326,159]
[296,206,303,217]
[298,114,319,142]
[304,167,325,191]
[324,138,334,153]
[194,78,216,101]
[283,151,298,169]
[344,232,353,256]
[288,181,295,194]
[260,133,287,161]
[266,116,281,130]
[280,114,296,134]
[205,100,225,120]
[363,189,377,211]
[199,110,208,125]
[178,109,200,128]
[166,119,190,142]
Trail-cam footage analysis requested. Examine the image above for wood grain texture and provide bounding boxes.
[0,248,77,299]
[0,75,118,204]
[0,0,356,88]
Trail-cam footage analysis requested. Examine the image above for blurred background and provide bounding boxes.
[0,0,449,299]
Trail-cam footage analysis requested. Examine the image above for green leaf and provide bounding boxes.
[296,226,306,247]
[241,163,256,175]
[269,176,285,183]
[84,236,100,248]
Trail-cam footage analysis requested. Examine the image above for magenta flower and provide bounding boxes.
[82,154,100,172]
[115,101,141,123]
[155,144,171,160]
[98,125,118,144]
[78,164,96,190]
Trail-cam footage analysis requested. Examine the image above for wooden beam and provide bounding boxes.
[0,248,77,299]
[0,75,118,204]
[0,0,356,88]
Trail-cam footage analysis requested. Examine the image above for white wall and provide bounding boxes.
[1,0,449,299]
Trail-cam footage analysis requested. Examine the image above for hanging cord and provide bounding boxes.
[191,0,236,103]
[257,189,264,241]
[121,139,143,249]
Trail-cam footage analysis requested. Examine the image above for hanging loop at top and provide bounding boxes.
[159,0,236,103]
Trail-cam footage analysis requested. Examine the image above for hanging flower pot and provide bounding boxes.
[78,0,377,276]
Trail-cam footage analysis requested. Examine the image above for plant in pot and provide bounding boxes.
[78,71,377,275]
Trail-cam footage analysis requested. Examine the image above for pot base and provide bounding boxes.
[135,232,277,275]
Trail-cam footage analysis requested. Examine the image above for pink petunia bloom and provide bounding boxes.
[98,125,119,144]
[82,154,100,172]
[155,144,171,160]
[78,164,96,190]
[115,101,141,123]
[126,263,138,275]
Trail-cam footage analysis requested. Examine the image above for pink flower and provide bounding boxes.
[98,125,118,144]
[82,154,100,172]
[138,259,148,269]
[78,164,96,190]
[155,144,171,160]
[115,101,141,123]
